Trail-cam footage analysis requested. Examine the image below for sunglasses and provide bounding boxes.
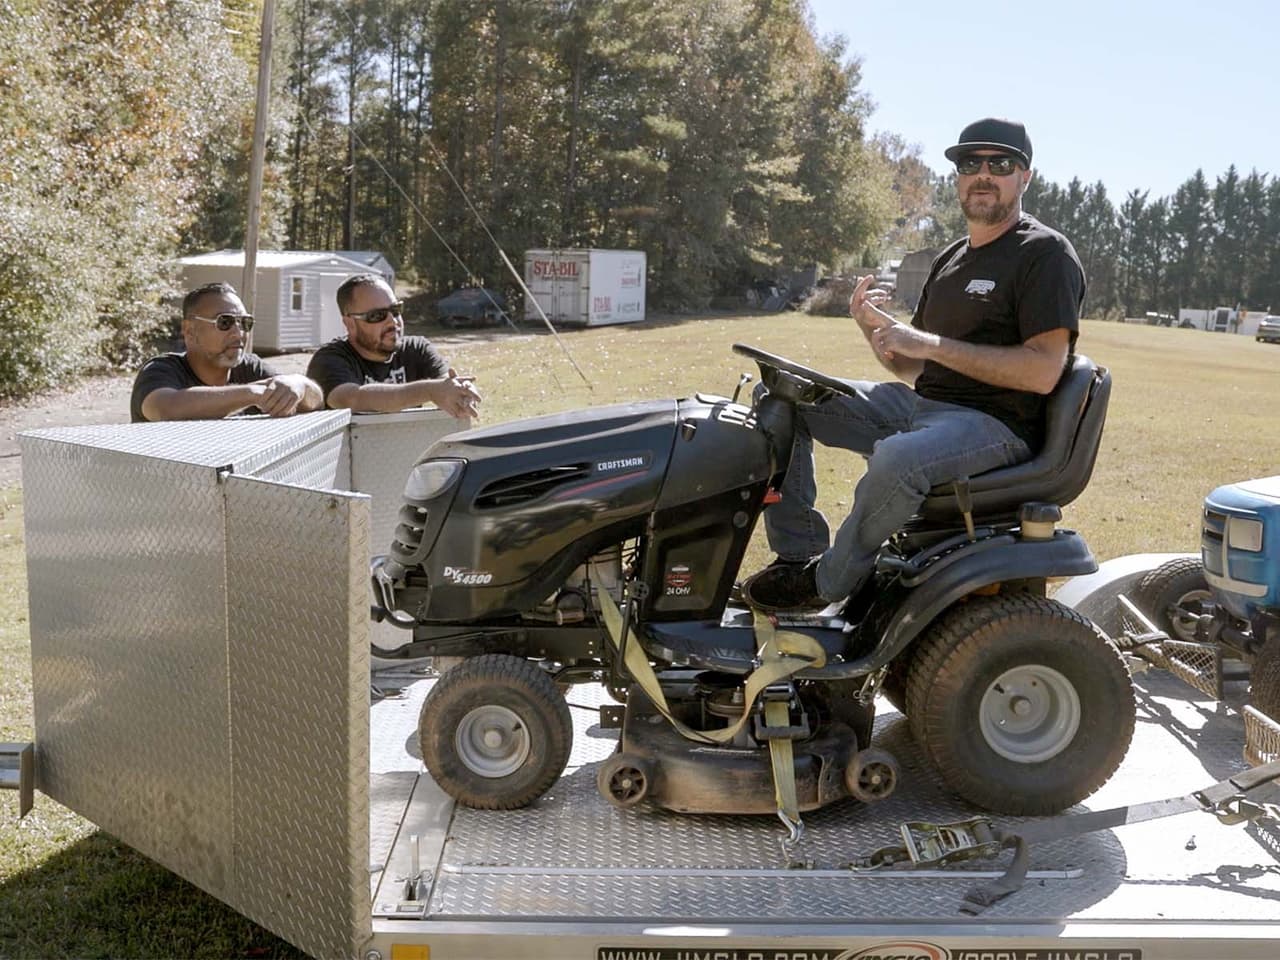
[346,301,405,324]
[190,312,255,332]
[955,154,1022,177]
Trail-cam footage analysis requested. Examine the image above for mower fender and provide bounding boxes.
[838,530,1097,677]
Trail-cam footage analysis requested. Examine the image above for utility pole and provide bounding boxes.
[243,0,277,315]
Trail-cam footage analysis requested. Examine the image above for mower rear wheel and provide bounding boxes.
[419,654,573,809]
[905,594,1135,816]
[1134,557,1213,643]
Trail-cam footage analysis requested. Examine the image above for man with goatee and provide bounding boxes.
[743,117,1085,612]
[306,273,481,418]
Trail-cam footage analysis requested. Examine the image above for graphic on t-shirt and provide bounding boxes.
[965,279,996,295]
[365,366,407,385]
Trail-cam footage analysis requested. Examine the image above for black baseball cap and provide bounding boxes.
[944,118,1032,167]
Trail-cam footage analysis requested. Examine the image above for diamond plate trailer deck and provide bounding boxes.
[17,421,1280,960]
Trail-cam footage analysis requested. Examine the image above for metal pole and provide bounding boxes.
[242,0,276,314]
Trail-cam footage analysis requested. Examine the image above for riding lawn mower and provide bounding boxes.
[369,344,1133,833]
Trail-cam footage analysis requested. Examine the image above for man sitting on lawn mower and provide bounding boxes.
[742,117,1086,611]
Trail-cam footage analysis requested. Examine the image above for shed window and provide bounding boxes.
[290,277,305,311]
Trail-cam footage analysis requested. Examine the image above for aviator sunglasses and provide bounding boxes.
[955,154,1022,177]
[346,301,405,324]
[190,312,255,332]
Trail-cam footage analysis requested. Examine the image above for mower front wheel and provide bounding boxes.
[906,594,1135,816]
[419,654,573,809]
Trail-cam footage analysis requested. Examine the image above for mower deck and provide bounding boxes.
[368,662,1280,931]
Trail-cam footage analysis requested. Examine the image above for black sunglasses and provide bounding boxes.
[190,312,255,332]
[346,301,405,324]
[955,154,1022,177]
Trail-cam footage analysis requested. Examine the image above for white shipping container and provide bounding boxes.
[524,248,646,326]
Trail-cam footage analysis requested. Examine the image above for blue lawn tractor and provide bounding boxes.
[1135,476,1280,721]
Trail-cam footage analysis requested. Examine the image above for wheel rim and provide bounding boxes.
[1166,589,1213,642]
[454,705,530,778]
[856,762,893,798]
[978,664,1081,763]
[606,765,648,804]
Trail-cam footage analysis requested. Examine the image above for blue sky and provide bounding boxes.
[805,0,1278,202]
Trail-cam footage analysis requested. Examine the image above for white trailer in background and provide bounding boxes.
[1177,306,1268,336]
[524,248,646,326]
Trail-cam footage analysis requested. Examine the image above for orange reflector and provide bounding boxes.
[391,945,429,960]
[763,489,782,505]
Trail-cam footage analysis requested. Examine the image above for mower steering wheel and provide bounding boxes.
[732,342,860,401]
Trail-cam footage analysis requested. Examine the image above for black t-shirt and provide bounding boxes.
[305,335,449,405]
[130,352,277,422]
[911,213,1085,449]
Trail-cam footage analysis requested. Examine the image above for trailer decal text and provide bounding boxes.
[532,259,580,278]
[597,949,1141,960]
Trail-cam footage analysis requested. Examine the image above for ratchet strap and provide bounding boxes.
[851,758,1280,915]
[597,589,824,841]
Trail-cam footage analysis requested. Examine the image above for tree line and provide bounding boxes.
[920,166,1280,320]
[259,0,895,309]
[2,0,1276,403]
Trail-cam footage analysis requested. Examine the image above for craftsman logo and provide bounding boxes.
[964,279,996,295]
[441,565,493,586]
[596,453,649,473]
[665,563,693,595]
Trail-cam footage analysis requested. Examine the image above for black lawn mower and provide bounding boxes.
[370,344,1134,824]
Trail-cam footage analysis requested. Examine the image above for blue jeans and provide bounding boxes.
[762,380,1031,601]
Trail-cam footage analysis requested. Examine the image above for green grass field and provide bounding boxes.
[2,315,1278,958]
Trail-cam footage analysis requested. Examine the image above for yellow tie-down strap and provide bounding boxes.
[596,589,825,839]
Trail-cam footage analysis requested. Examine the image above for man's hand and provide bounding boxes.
[871,322,942,363]
[849,274,895,334]
[252,376,306,417]
[432,368,482,420]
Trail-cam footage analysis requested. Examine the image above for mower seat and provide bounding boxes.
[913,354,1110,527]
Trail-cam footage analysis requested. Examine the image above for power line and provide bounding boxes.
[305,4,593,389]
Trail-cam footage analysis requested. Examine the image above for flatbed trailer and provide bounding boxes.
[12,418,1280,959]
[362,655,1280,960]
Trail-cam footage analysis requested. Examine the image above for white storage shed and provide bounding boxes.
[523,248,646,326]
[175,249,380,351]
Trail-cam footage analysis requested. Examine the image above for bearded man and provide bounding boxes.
[306,274,481,418]
[742,117,1086,612]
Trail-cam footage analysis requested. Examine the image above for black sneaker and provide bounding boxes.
[730,556,805,604]
[740,557,825,611]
